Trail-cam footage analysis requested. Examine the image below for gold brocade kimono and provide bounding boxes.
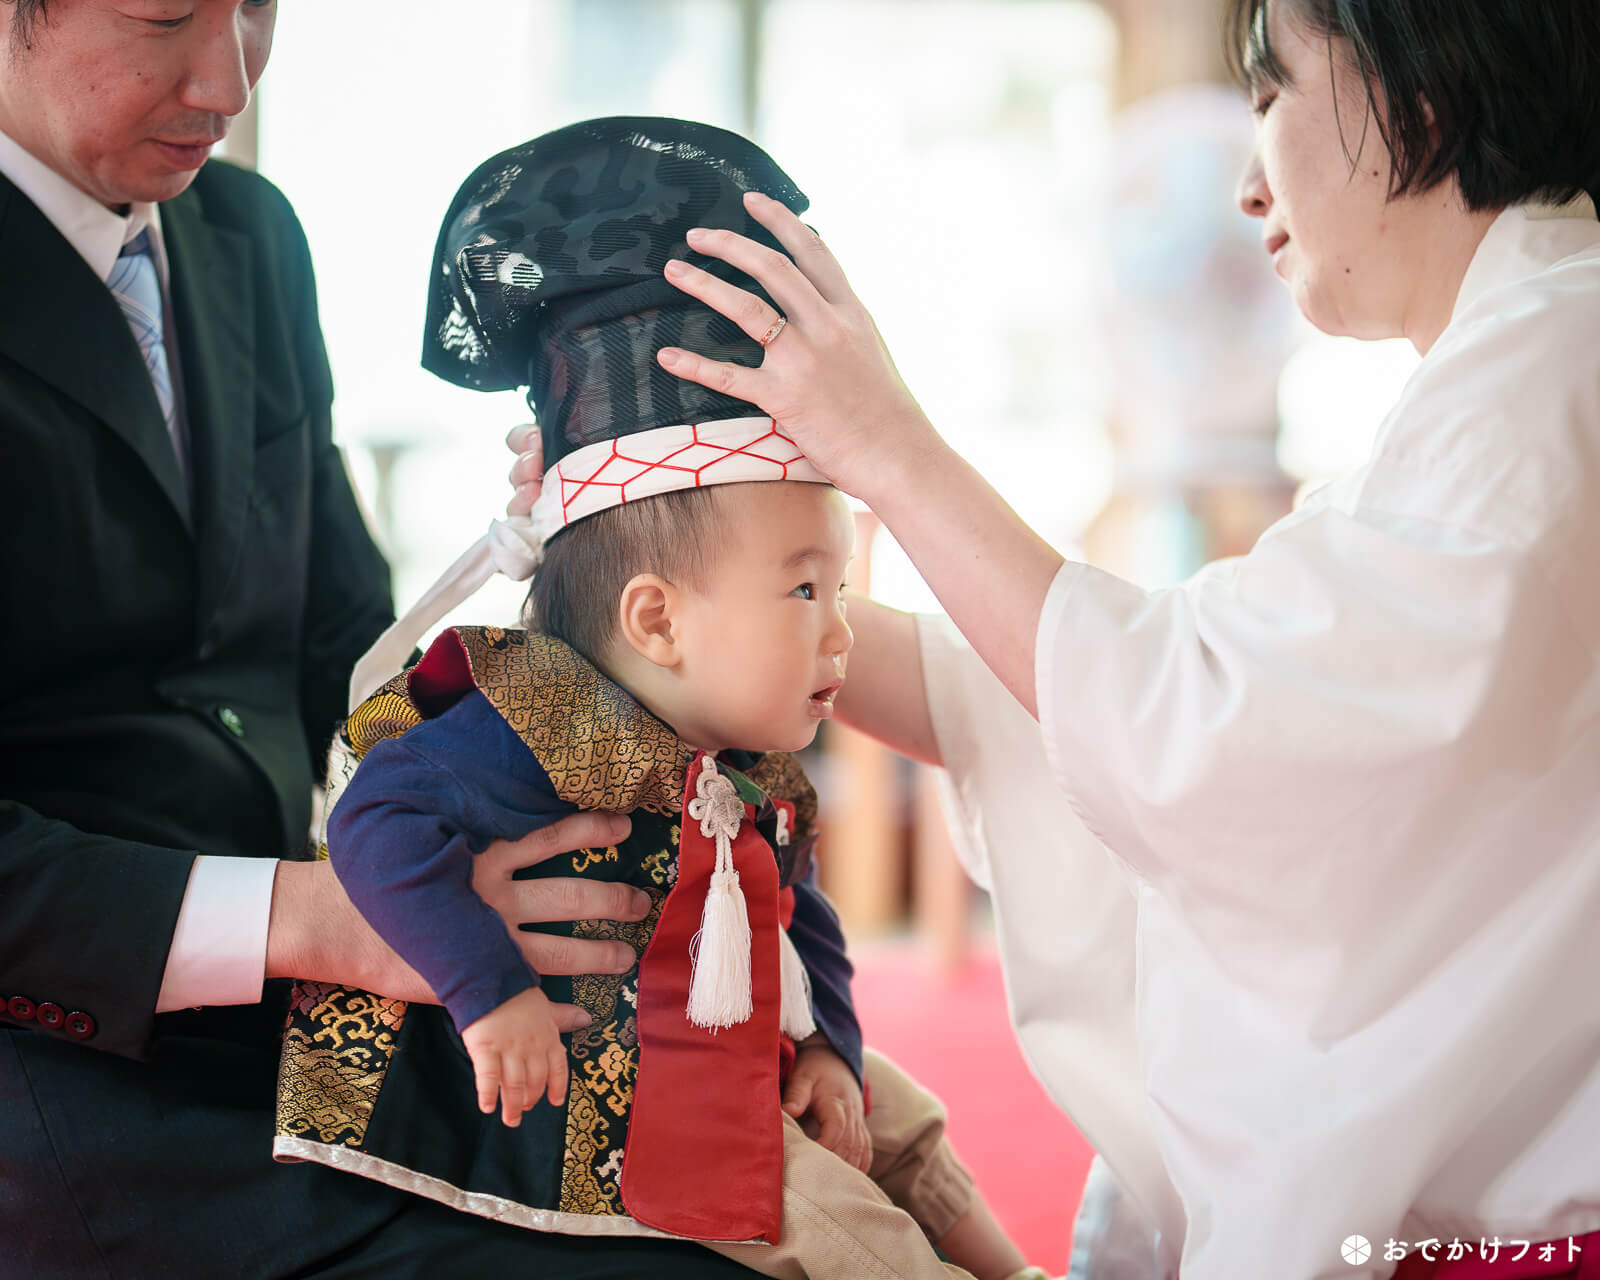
[273,626,825,1244]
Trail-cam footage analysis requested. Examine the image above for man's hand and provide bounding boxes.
[506,423,542,517]
[266,810,644,1031]
[782,1039,871,1173]
[460,987,569,1127]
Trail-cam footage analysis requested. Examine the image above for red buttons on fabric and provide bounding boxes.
[3,998,93,1037]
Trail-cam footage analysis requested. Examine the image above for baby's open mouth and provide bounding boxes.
[808,682,843,715]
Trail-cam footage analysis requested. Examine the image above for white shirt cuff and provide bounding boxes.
[154,855,277,1012]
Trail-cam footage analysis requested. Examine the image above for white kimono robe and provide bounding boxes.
[919,196,1600,1280]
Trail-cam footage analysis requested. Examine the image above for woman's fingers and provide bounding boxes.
[663,258,785,346]
[655,345,762,403]
[679,223,824,326]
[741,191,855,305]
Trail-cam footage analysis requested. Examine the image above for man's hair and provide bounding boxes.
[1225,0,1600,211]
[523,486,729,665]
[5,0,49,50]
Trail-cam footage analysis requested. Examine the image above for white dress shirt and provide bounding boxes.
[924,196,1600,1280]
[0,129,275,1013]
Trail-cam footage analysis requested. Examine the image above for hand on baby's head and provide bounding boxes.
[460,987,569,1127]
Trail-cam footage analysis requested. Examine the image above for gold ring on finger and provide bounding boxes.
[759,315,788,347]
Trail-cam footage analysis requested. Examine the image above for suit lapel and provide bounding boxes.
[0,171,190,526]
[161,182,255,629]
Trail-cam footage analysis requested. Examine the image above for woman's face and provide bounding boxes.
[1234,5,1443,340]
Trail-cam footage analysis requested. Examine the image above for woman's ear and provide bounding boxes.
[616,574,681,669]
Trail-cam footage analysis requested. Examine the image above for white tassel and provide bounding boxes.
[688,863,753,1029]
[777,925,816,1040]
[686,766,754,1030]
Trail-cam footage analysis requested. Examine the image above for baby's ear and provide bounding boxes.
[616,574,680,669]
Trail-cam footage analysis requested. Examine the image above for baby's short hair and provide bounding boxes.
[523,486,730,663]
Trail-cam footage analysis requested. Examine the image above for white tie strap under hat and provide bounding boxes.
[352,116,829,1037]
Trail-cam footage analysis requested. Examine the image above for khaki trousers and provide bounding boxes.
[705,1049,978,1280]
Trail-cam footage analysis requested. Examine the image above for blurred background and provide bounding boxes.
[226,1,1420,1267]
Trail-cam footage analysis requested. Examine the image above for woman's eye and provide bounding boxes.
[1251,94,1276,118]
[791,583,816,601]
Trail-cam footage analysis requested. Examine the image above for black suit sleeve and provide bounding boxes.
[279,195,392,780]
[0,804,195,1058]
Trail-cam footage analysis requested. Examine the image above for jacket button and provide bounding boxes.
[35,1001,64,1030]
[6,995,36,1022]
[216,706,245,737]
[64,1012,97,1040]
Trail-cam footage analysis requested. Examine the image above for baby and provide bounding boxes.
[275,117,1045,1280]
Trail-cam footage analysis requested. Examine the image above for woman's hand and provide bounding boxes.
[266,811,646,1032]
[655,191,938,504]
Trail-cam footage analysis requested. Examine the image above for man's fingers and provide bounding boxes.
[504,422,539,457]
[655,346,761,402]
[544,999,595,1033]
[476,812,631,879]
[663,259,785,347]
[503,874,651,926]
[519,931,638,977]
[742,191,856,305]
[508,481,540,519]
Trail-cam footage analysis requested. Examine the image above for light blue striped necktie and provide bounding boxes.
[106,229,179,449]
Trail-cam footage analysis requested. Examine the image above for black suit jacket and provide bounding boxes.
[0,159,393,1059]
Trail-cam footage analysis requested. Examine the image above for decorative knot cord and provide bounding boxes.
[686,767,753,1030]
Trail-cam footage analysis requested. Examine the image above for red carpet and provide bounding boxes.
[851,939,1095,1275]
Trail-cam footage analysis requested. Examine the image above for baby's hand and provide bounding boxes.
[459,987,569,1127]
[781,1041,870,1173]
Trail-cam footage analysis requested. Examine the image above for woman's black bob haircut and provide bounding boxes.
[1224,0,1600,212]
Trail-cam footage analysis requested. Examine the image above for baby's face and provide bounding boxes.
[667,481,854,754]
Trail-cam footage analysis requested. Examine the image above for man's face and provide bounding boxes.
[0,0,277,208]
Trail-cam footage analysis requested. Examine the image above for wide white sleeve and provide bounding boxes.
[154,855,276,1011]
[917,612,1185,1275]
[1035,474,1586,917]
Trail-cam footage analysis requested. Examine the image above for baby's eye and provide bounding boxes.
[1251,93,1276,118]
[791,583,816,601]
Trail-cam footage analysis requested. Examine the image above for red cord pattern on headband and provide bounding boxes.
[555,419,808,526]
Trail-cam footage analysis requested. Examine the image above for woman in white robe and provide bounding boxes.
[644,0,1600,1276]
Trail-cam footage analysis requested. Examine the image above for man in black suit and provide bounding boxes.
[0,3,760,1274]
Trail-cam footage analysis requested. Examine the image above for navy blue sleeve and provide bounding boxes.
[787,866,864,1086]
[327,691,578,1032]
